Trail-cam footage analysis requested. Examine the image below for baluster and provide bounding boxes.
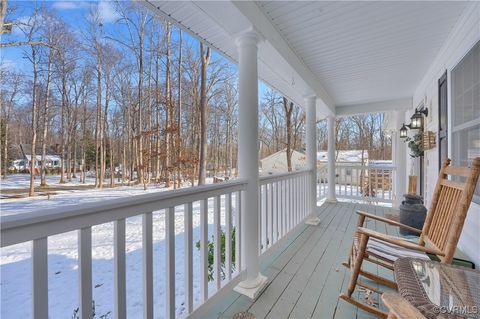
[273,181,278,243]
[381,170,385,200]
[264,185,268,249]
[268,183,273,247]
[293,178,296,226]
[305,174,308,217]
[323,169,326,196]
[225,193,232,281]
[295,177,299,224]
[281,180,285,236]
[114,219,126,319]
[32,237,48,319]
[184,203,193,314]
[214,196,221,290]
[301,175,305,218]
[304,175,307,217]
[166,207,175,319]
[79,227,93,319]
[297,176,300,222]
[337,168,340,196]
[200,199,208,301]
[291,178,295,229]
[388,169,391,200]
[258,186,262,252]
[369,168,372,201]
[142,213,153,319]
[235,191,242,272]
[375,169,379,200]
[300,176,303,219]
[287,178,292,231]
[350,168,354,196]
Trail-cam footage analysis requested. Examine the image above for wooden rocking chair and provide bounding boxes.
[339,158,480,318]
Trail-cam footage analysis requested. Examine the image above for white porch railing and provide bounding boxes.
[1,180,247,319]
[259,169,311,254]
[317,165,395,204]
[1,170,315,318]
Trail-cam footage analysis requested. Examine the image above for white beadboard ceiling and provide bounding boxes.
[256,1,469,106]
[145,1,471,115]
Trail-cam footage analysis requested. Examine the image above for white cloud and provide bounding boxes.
[52,1,89,10]
[0,59,17,71]
[98,1,120,24]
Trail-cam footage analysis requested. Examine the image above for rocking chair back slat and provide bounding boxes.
[420,158,480,262]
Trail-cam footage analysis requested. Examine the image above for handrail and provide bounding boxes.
[319,165,396,170]
[260,169,312,184]
[1,179,247,247]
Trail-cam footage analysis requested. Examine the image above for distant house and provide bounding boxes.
[10,144,62,172]
[317,150,369,186]
[260,149,306,175]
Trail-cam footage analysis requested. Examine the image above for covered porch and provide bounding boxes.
[1,1,479,319]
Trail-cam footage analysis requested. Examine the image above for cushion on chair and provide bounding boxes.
[354,234,430,262]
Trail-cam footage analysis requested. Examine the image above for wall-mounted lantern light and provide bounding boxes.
[409,107,429,130]
[399,107,428,137]
[400,124,410,138]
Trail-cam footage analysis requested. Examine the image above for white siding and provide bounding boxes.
[411,3,480,266]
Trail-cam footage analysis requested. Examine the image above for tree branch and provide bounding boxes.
[0,41,56,49]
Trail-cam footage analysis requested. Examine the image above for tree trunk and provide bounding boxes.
[40,48,54,186]
[283,97,293,172]
[198,43,210,185]
[164,23,171,188]
[29,47,38,196]
[95,50,102,187]
[177,30,182,187]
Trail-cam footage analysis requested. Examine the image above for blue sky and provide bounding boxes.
[2,0,270,103]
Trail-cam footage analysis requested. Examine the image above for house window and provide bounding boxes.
[451,40,480,204]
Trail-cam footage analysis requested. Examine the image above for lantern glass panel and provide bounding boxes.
[411,116,422,129]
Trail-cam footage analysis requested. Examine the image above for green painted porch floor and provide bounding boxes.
[200,201,399,319]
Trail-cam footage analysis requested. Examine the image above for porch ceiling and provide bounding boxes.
[256,1,470,107]
[145,1,471,116]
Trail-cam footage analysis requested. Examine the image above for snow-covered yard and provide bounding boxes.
[0,173,97,190]
[1,175,234,318]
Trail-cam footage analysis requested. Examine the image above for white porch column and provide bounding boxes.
[327,115,337,202]
[233,30,267,300]
[305,96,320,225]
[393,110,407,208]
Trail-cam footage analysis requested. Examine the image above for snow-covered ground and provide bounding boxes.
[1,174,233,319]
[0,173,97,190]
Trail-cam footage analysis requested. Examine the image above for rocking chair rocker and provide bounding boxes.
[339,158,480,318]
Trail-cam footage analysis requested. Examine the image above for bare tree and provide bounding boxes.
[17,7,43,196]
[39,10,60,186]
[176,29,182,187]
[0,70,22,178]
[198,42,210,185]
[283,97,293,172]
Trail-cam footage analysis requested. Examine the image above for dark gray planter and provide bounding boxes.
[399,194,427,236]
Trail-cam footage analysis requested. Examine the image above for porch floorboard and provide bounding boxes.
[200,201,398,319]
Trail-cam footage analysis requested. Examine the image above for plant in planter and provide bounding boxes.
[401,132,427,235]
[404,133,424,158]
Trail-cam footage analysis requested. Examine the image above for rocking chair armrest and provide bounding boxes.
[381,293,426,319]
[357,227,444,256]
[356,210,422,234]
